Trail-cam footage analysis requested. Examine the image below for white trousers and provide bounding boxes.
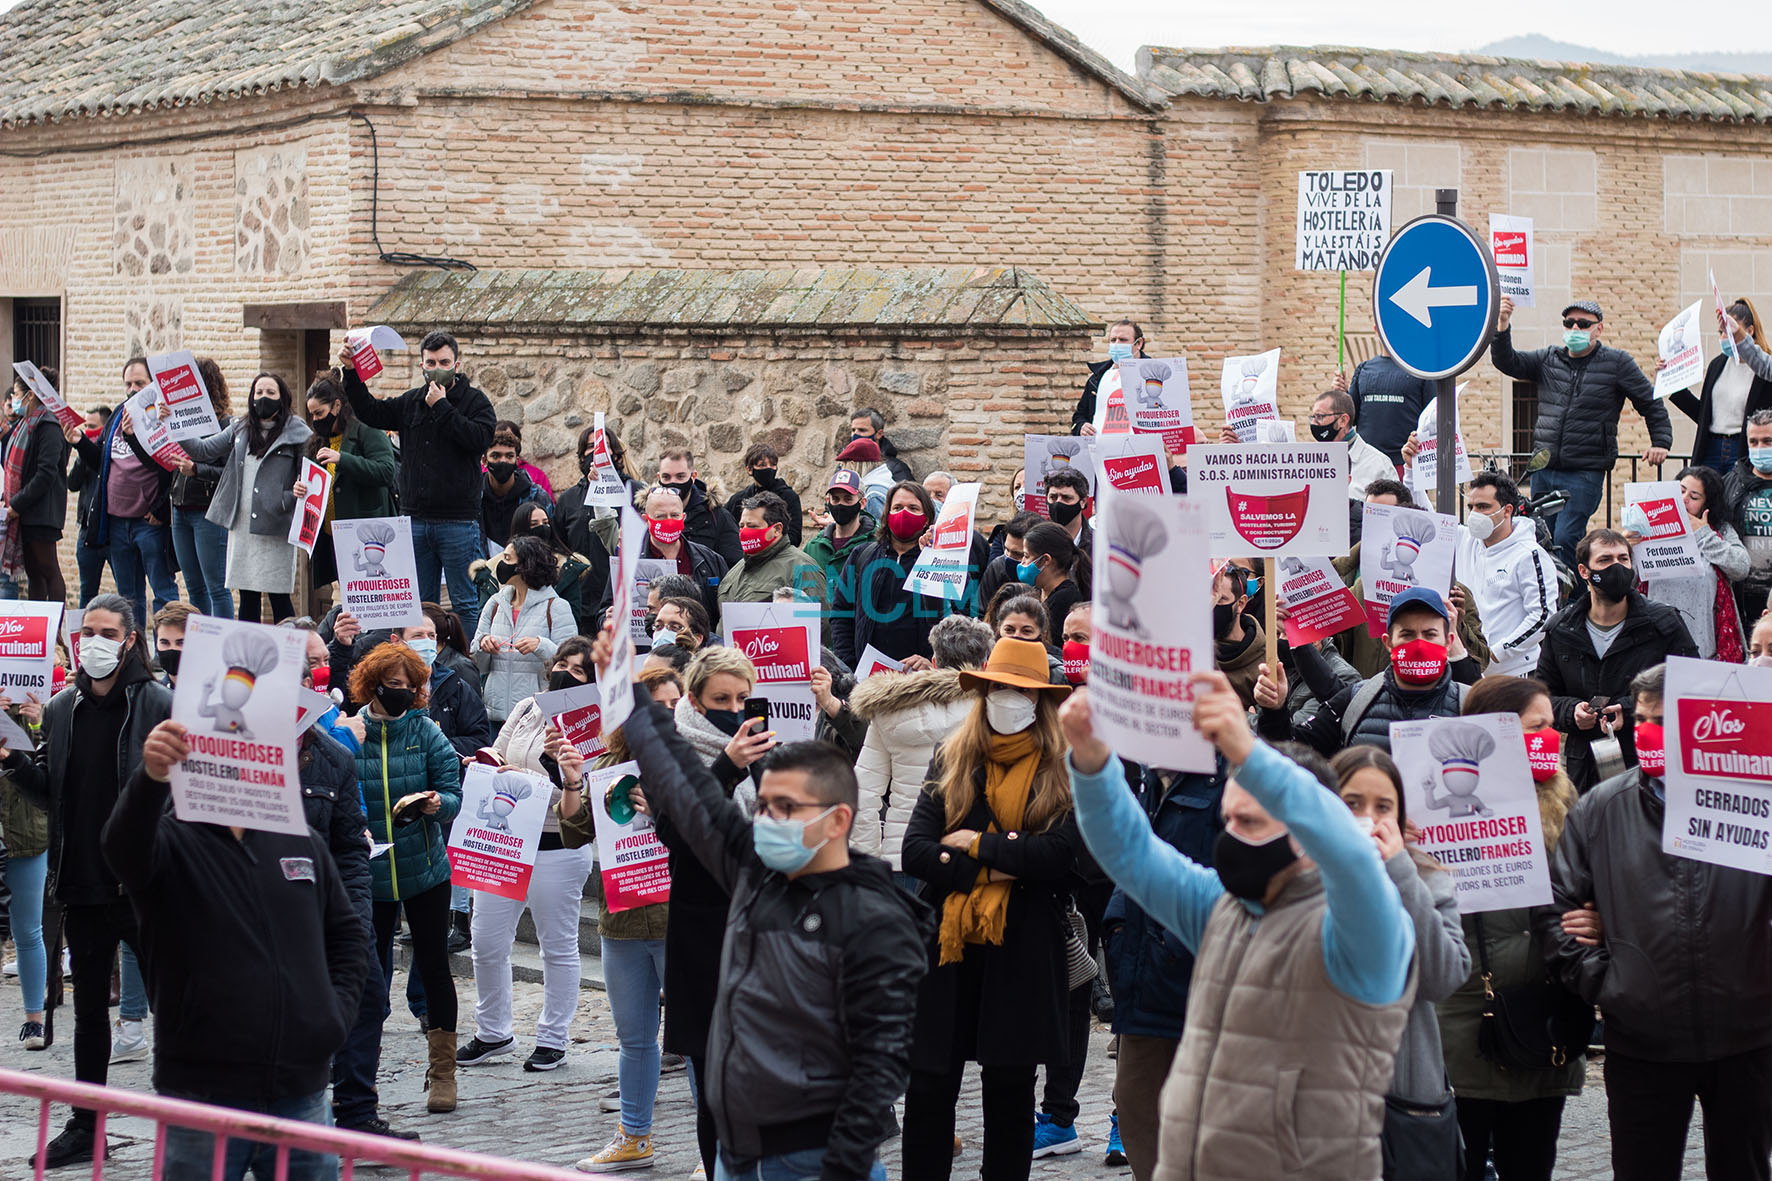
[470,844,594,1049]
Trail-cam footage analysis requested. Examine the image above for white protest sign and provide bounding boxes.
[0,710,34,753]
[1090,367,1128,436]
[853,645,905,680]
[585,412,631,507]
[1360,503,1457,635]
[629,558,675,646]
[585,760,672,912]
[10,361,84,433]
[1190,443,1351,557]
[1712,269,1732,352]
[531,680,610,761]
[903,482,979,601]
[1023,435,1094,518]
[1254,419,1297,444]
[1621,481,1703,579]
[1295,169,1393,271]
[1219,349,1282,443]
[1664,656,1772,874]
[723,601,822,742]
[1406,393,1473,501]
[1653,300,1708,400]
[1274,556,1365,645]
[288,458,330,557]
[333,516,424,629]
[1391,713,1552,913]
[448,763,551,901]
[125,384,190,471]
[1116,357,1199,455]
[346,325,408,382]
[1489,214,1535,308]
[61,608,82,673]
[1092,433,1168,496]
[1088,485,1215,772]
[599,503,647,734]
[145,349,221,442]
[0,602,63,699]
[168,617,307,834]
[295,688,333,735]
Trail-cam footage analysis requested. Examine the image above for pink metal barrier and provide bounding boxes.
[1,1067,590,1180]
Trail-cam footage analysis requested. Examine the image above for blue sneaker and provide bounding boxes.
[1105,1113,1127,1166]
[1032,1112,1081,1159]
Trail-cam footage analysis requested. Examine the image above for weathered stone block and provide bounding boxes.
[879,369,921,395]
[624,363,660,394]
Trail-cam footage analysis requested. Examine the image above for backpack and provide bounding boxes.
[1340,676,1470,741]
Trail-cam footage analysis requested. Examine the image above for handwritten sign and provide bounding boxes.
[1296,170,1393,272]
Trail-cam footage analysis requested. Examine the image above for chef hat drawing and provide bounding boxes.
[1141,361,1172,384]
[492,771,534,809]
[1428,722,1496,767]
[358,519,396,553]
[1106,499,1169,580]
[1391,508,1438,559]
[221,628,281,685]
[1047,438,1084,464]
[1279,557,1305,575]
[1240,355,1268,380]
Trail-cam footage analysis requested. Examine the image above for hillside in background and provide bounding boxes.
[1477,35,1772,74]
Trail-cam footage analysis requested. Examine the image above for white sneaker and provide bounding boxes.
[598,1089,622,1113]
[1,960,17,977]
[110,1019,148,1064]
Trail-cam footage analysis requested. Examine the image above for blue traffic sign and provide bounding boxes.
[1372,215,1500,381]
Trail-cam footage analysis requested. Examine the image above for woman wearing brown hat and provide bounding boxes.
[900,637,1081,1181]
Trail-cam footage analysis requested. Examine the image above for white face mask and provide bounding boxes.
[1465,508,1498,542]
[81,635,124,680]
[984,688,1037,735]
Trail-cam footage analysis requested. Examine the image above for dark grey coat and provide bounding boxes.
[184,415,313,535]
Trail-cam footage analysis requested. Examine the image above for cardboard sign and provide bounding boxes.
[1087,485,1215,772]
[1274,556,1365,645]
[1489,214,1535,307]
[854,645,905,680]
[1622,481,1702,579]
[1653,300,1708,400]
[1219,349,1282,443]
[346,325,407,382]
[1295,170,1393,271]
[723,602,823,742]
[145,349,221,442]
[1360,502,1457,635]
[585,412,631,507]
[1090,367,1129,436]
[333,516,424,630]
[628,558,675,646]
[585,760,671,912]
[903,482,979,601]
[448,763,552,901]
[0,602,63,699]
[1116,357,1199,455]
[124,384,191,471]
[532,681,610,761]
[1191,443,1351,557]
[168,617,308,834]
[1664,656,1772,874]
[1023,435,1095,518]
[599,504,647,735]
[288,458,330,556]
[10,361,84,433]
[1093,433,1169,495]
[1406,392,1473,500]
[1391,713,1553,912]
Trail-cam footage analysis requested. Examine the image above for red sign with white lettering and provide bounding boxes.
[732,627,811,684]
[1678,698,1772,783]
[1225,486,1312,551]
[1493,232,1529,267]
[0,615,49,658]
[1102,454,1166,494]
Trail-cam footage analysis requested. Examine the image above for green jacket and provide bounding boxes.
[355,707,462,901]
[471,553,596,635]
[803,515,876,587]
[717,538,827,606]
[1437,907,1584,1101]
[1,766,48,860]
[327,419,399,522]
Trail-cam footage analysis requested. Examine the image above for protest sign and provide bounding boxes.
[1489,214,1535,307]
[1621,481,1703,579]
[599,504,646,734]
[1023,436,1094,518]
[532,681,610,761]
[1653,300,1708,400]
[854,645,905,680]
[1093,433,1168,495]
[723,602,822,742]
[1274,556,1364,645]
[1664,656,1772,874]
[345,325,407,382]
[903,482,979,601]
[0,710,33,753]
[1391,712,1553,912]
[448,763,552,901]
[124,384,190,471]
[61,608,82,673]
[585,760,671,912]
[1712,268,1732,351]
[1087,485,1215,771]
[1360,502,1457,635]
[10,361,84,433]
[1191,443,1351,557]
[295,688,333,735]
[628,558,675,646]
[1295,170,1392,271]
[145,349,221,441]
[1116,357,1198,455]
[0,602,63,699]
[1090,367,1129,436]
[333,516,423,630]
[1406,392,1472,502]
[584,413,632,507]
[1219,349,1282,443]
[288,458,330,556]
[1254,419,1297,444]
[168,617,307,834]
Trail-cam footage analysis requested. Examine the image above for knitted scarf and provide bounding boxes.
[2,403,48,575]
[937,729,1039,965]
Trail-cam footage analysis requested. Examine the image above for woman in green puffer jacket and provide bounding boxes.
[347,641,464,1115]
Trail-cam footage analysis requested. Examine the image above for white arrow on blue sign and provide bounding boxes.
[1372,215,1500,381]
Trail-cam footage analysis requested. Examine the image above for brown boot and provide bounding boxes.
[425,1029,457,1113]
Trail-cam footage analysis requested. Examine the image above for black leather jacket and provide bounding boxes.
[1490,330,1671,471]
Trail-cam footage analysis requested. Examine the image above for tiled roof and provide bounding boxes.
[1140,46,1772,123]
[0,0,531,127]
[367,267,1101,332]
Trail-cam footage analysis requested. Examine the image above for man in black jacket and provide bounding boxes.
[1539,664,1772,1181]
[102,719,367,1179]
[655,447,743,566]
[724,441,803,546]
[1335,346,1434,466]
[338,330,497,612]
[1534,528,1699,792]
[2,593,172,1169]
[848,407,914,483]
[1491,297,1673,568]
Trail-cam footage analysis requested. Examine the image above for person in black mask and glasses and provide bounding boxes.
[1042,468,1093,557]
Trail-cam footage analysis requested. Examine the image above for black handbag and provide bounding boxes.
[1473,914,1595,1071]
[1380,1089,1460,1181]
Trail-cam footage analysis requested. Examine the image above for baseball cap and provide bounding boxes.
[827,469,863,494]
[1560,300,1603,321]
[1387,586,1449,625]
[837,438,883,463]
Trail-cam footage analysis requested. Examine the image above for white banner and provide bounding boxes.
[1489,214,1536,308]
[0,602,63,699]
[585,412,631,507]
[1219,349,1282,443]
[1622,481,1703,579]
[723,601,823,742]
[448,763,551,901]
[1653,300,1708,400]
[903,482,979,601]
[1295,169,1392,272]
[1190,443,1351,558]
[1116,356,1198,455]
[145,348,222,442]
[599,503,647,734]
[1406,392,1473,500]
[333,516,424,630]
[1359,503,1457,636]
[1664,656,1772,874]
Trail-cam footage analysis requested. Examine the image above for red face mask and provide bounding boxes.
[1390,638,1448,685]
[739,526,774,556]
[1635,721,1666,778]
[887,509,928,541]
[1524,727,1560,783]
[1061,640,1089,685]
[310,665,331,693]
[646,516,686,548]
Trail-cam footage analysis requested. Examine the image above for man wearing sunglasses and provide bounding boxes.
[1492,296,1672,569]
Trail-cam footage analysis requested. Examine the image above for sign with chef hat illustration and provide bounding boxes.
[585,760,672,912]
[448,763,552,900]
[1218,349,1281,443]
[1116,356,1200,455]
[1191,442,1351,557]
[333,515,423,629]
[1359,502,1456,635]
[1022,435,1096,518]
[1391,713,1552,913]
[168,616,309,834]
[1086,485,1215,772]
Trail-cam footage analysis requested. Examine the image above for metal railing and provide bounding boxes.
[1462,450,1695,529]
[2,1068,589,1181]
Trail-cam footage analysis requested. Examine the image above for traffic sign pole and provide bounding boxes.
[1435,190,1460,514]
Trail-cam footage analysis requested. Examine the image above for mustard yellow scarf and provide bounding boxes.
[937,729,1039,965]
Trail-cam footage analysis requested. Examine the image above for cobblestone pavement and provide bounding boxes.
[0,972,1708,1178]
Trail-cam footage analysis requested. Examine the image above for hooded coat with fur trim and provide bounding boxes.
[849,668,978,869]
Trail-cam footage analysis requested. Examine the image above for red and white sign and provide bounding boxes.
[1489,214,1535,307]
[723,602,822,741]
[1091,367,1129,436]
[599,504,647,735]
[10,362,84,433]
[1219,349,1281,443]
[585,412,631,507]
[449,764,552,901]
[532,681,610,761]
[1359,502,1456,636]
[61,608,82,675]
[0,602,62,699]
[146,349,221,441]
[288,458,330,557]
[345,325,407,382]
[124,383,191,471]
[1190,443,1351,558]
[585,760,671,913]
[1622,481,1702,579]
[1274,556,1365,645]
[1116,356,1199,455]
[854,645,904,681]
[903,482,979,601]
[1093,433,1168,496]
[1022,435,1094,518]
[334,516,424,630]
[1664,656,1772,874]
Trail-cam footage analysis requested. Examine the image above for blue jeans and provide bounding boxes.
[76,528,109,608]
[4,851,46,1014]
[162,1088,336,1181]
[410,518,482,616]
[106,516,179,628]
[119,942,148,1022]
[1531,468,1607,571]
[602,936,666,1134]
[716,1149,887,1181]
[0,571,18,600]
[170,507,234,618]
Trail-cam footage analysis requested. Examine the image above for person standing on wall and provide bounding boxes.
[3,365,70,603]
[305,375,398,599]
[1665,299,1772,476]
[1071,320,1146,436]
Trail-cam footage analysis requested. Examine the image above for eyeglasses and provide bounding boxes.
[1562,318,1598,330]
[752,797,831,821]
[1307,413,1342,424]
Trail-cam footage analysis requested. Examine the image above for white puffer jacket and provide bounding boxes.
[472,584,578,722]
[848,668,978,869]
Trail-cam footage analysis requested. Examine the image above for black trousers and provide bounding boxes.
[688,1054,718,1176]
[1456,1095,1564,1181]
[371,880,456,1032]
[1039,880,1111,1126]
[1607,1046,1772,1181]
[63,899,141,1121]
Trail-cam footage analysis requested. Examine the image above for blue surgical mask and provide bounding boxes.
[752,808,835,874]
[1562,329,1591,353]
[1016,558,1041,585]
[1752,446,1772,473]
[1723,336,1737,359]
[1107,341,1134,364]
[8,397,23,416]
[407,638,438,668]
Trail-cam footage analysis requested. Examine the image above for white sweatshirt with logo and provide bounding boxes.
[1455,520,1558,677]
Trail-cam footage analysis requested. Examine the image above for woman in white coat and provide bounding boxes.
[472,535,580,722]
[847,615,994,880]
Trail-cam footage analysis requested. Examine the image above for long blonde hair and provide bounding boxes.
[934,690,1072,833]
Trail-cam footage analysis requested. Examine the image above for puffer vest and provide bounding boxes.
[1344,672,1466,752]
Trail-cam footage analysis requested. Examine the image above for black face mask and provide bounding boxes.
[752,468,778,489]
[252,397,281,421]
[487,461,517,483]
[660,479,698,506]
[1048,499,1083,527]
[1587,563,1635,602]
[1309,421,1340,443]
[704,708,744,737]
[375,684,417,717]
[157,648,181,678]
[642,611,659,635]
[494,559,516,584]
[311,414,338,437]
[578,452,596,476]
[827,501,861,526]
[522,522,554,542]
[1212,602,1238,641]
[549,668,586,692]
[1213,829,1299,902]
